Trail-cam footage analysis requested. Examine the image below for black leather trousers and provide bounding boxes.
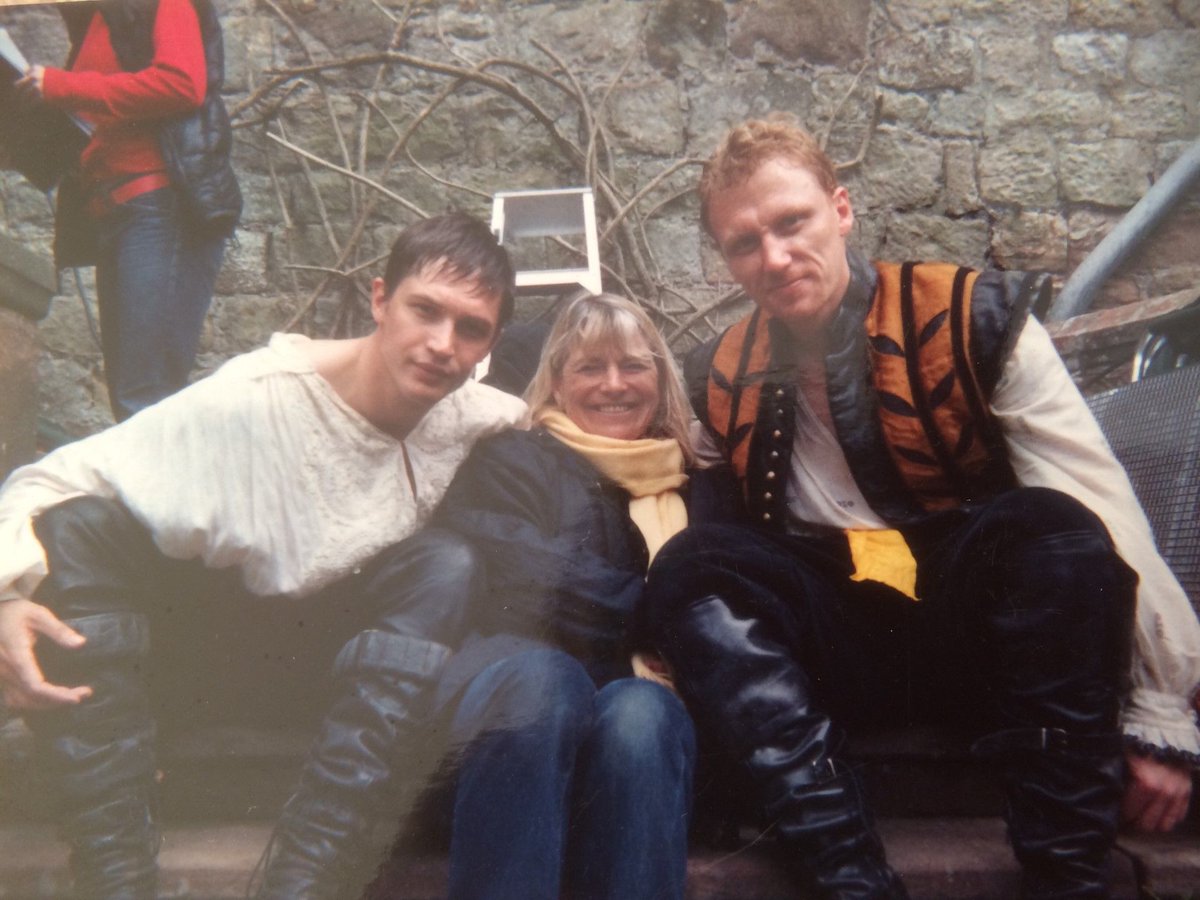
[643,487,1135,899]
[27,495,477,899]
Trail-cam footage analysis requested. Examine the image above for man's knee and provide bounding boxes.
[969,489,1132,600]
[652,523,751,574]
[966,489,1136,668]
[360,528,481,641]
[32,496,159,610]
[644,524,774,633]
[456,650,594,743]
[987,488,1112,544]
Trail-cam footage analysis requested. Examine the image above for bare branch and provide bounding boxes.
[266,131,428,218]
[667,287,746,344]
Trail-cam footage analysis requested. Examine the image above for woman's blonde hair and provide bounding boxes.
[525,292,695,464]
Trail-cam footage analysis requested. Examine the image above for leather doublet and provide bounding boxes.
[689,251,1049,527]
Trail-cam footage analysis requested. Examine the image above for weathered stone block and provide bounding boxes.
[729,0,871,67]
[285,0,390,53]
[608,81,685,156]
[1129,31,1200,89]
[942,140,981,215]
[1068,0,1178,34]
[992,210,1069,271]
[879,29,976,92]
[978,33,1051,92]
[0,231,55,321]
[645,0,727,75]
[0,308,38,481]
[234,173,285,227]
[516,1,643,66]
[36,352,112,439]
[200,294,308,359]
[930,89,985,137]
[877,0,953,29]
[879,90,931,127]
[889,0,1067,28]
[979,136,1058,207]
[1110,89,1191,141]
[683,72,816,157]
[1179,0,1200,26]
[222,15,277,96]
[987,89,1108,136]
[1059,139,1151,206]
[881,212,990,267]
[856,126,943,212]
[216,231,271,296]
[1052,32,1128,84]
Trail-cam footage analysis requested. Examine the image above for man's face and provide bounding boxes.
[370,262,502,408]
[707,158,855,340]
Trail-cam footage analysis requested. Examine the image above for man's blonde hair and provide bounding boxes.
[699,115,840,236]
[525,292,695,464]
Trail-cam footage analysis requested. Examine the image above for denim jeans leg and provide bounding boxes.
[565,678,696,900]
[95,186,225,420]
[445,649,595,900]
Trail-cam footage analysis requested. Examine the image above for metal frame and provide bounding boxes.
[491,187,602,296]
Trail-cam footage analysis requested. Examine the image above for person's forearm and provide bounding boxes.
[41,0,206,120]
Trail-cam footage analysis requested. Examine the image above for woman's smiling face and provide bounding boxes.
[554,332,661,441]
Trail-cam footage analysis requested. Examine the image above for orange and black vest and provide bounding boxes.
[687,253,1050,529]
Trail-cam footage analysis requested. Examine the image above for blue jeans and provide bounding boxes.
[95,186,225,421]
[444,649,696,900]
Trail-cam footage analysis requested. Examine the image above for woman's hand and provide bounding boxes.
[1121,749,1193,832]
[0,598,91,710]
[13,64,45,102]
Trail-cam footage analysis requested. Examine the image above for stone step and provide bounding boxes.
[3,818,1197,899]
[1,720,1010,823]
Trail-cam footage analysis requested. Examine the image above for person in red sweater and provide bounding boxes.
[16,0,240,421]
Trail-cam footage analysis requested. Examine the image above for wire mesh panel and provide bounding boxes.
[1086,365,1200,613]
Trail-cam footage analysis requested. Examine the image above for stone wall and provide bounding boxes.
[1,0,1197,436]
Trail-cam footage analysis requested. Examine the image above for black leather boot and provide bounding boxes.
[661,594,907,899]
[975,728,1125,899]
[29,611,159,900]
[254,629,450,899]
[959,496,1135,900]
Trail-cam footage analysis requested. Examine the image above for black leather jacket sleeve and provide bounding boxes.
[432,430,647,665]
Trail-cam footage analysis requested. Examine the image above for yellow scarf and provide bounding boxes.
[536,409,688,563]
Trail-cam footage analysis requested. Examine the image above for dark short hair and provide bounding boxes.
[382,212,516,327]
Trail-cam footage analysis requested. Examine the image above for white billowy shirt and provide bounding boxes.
[694,317,1200,758]
[0,333,526,602]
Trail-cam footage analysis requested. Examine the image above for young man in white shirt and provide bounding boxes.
[0,212,526,898]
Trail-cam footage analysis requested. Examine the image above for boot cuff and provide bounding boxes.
[333,630,450,681]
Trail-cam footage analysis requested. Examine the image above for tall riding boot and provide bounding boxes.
[664,595,908,899]
[959,491,1136,899]
[976,729,1125,899]
[27,611,159,899]
[255,630,450,899]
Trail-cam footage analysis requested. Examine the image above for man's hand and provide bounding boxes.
[0,598,91,710]
[13,65,45,102]
[1121,749,1193,832]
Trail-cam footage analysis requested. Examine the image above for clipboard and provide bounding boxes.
[0,26,91,190]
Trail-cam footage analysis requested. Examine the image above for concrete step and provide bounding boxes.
[2,818,1197,899]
